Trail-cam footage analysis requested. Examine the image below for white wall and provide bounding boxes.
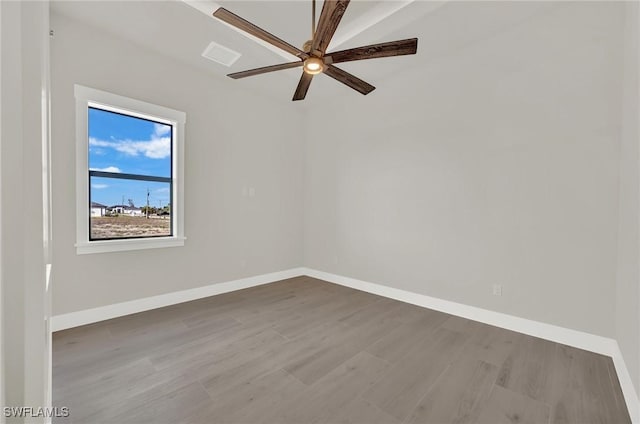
[0,1,5,419]
[1,2,25,410]
[1,0,50,415]
[618,1,640,401]
[50,12,305,315]
[304,1,624,338]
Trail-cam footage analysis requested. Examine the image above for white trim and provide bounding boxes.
[74,84,186,255]
[50,268,305,332]
[75,236,186,255]
[0,1,4,419]
[300,268,640,422]
[41,0,53,415]
[74,85,186,125]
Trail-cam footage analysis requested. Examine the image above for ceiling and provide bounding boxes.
[50,0,564,103]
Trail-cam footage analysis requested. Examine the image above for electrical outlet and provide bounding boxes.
[492,284,502,296]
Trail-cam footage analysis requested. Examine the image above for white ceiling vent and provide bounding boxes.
[202,41,241,67]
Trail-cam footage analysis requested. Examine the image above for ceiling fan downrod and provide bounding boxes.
[312,0,316,39]
[303,0,316,53]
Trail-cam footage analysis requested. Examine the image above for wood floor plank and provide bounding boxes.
[266,351,392,424]
[196,322,356,389]
[54,357,155,401]
[52,322,113,357]
[230,284,341,330]
[361,327,469,421]
[281,339,358,385]
[365,308,450,363]
[189,369,307,424]
[108,382,212,424]
[62,360,196,422]
[605,356,632,423]
[495,332,558,402]
[148,321,277,370]
[54,317,212,378]
[104,301,198,339]
[184,329,291,396]
[461,324,520,367]
[53,278,632,424]
[316,397,402,424]
[441,314,490,334]
[407,359,498,424]
[280,301,410,384]
[181,311,242,330]
[474,385,551,424]
[546,345,632,424]
[271,289,382,339]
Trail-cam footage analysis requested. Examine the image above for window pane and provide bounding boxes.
[88,107,171,178]
[90,176,172,240]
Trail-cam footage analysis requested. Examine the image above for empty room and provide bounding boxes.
[1,0,640,423]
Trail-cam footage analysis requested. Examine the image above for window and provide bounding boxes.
[75,85,186,254]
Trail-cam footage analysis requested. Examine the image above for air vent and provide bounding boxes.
[202,41,241,67]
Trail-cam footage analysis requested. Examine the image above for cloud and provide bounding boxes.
[155,187,170,194]
[89,148,107,156]
[89,136,170,159]
[91,184,109,189]
[90,166,121,173]
[154,123,171,137]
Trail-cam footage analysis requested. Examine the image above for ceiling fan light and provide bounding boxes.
[303,57,324,75]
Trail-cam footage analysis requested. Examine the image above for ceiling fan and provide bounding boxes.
[212,0,418,101]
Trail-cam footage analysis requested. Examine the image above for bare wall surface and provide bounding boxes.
[304,1,624,339]
[2,0,50,411]
[50,11,305,315]
[618,0,640,400]
[1,0,25,410]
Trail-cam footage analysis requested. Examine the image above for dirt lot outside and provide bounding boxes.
[90,216,171,239]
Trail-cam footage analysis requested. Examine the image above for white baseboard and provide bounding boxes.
[50,267,305,332]
[301,268,640,423]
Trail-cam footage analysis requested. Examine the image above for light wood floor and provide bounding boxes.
[53,276,631,424]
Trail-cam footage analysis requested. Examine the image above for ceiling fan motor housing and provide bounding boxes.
[303,40,313,52]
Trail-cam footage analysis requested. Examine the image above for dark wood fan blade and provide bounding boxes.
[213,8,307,59]
[323,65,375,95]
[326,38,418,64]
[228,61,303,79]
[293,72,314,101]
[311,0,350,55]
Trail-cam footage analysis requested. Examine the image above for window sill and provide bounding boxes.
[76,236,186,255]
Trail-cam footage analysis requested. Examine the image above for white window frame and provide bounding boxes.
[74,85,186,254]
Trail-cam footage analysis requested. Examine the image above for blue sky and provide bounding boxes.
[89,107,172,208]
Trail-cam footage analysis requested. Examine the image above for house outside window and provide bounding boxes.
[75,85,186,254]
